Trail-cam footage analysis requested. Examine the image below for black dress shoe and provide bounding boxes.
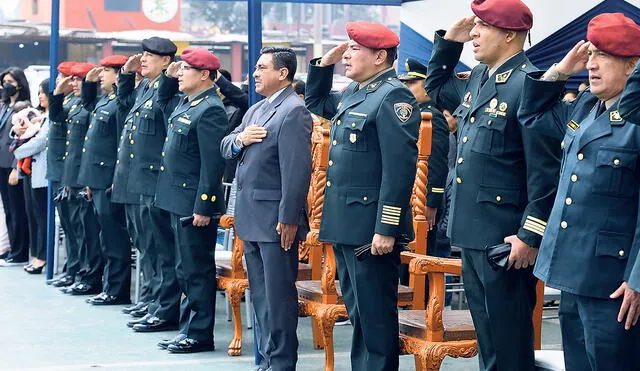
[129,306,149,318]
[132,316,178,332]
[70,283,100,295]
[167,338,214,354]
[60,282,81,293]
[122,301,147,314]
[52,275,75,287]
[88,293,131,306]
[158,333,187,349]
[127,313,153,328]
[25,264,45,274]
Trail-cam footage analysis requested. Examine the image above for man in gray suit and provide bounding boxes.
[221,46,312,371]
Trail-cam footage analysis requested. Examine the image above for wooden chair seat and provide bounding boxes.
[217,258,312,281]
[398,309,476,342]
[296,280,414,304]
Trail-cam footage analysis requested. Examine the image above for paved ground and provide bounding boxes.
[0,265,562,371]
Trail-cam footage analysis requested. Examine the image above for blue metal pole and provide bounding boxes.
[45,0,61,281]
[247,0,263,365]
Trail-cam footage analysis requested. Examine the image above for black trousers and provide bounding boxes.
[68,187,102,286]
[137,195,164,305]
[334,243,400,371]
[122,202,146,301]
[171,213,217,342]
[52,182,81,277]
[0,167,28,261]
[143,195,179,322]
[24,177,47,261]
[244,240,299,371]
[461,247,537,371]
[92,188,130,298]
[559,291,640,371]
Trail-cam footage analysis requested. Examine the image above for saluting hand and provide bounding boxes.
[505,235,538,270]
[193,214,211,227]
[555,40,591,77]
[166,61,181,79]
[610,282,640,330]
[85,67,103,82]
[444,16,475,43]
[123,54,143,73]
[238,125,267,147]
[276,222,298,251]
[319,42,349,67]
[371,233,395,255]
[53,76,74,95]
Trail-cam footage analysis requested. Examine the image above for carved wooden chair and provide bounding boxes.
[399,252,546,370]
[297,112,434,371]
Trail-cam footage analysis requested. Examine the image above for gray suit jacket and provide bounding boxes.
[221,85,312,243]
[14,116,49,189]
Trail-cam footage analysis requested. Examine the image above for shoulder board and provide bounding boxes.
[495,69,513,84]
[190,98,204,107]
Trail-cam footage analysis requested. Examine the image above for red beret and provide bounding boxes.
[587,13,640,57]
[181,47,221,71]
[100,55,128,68]
[346,22,399,49]
[57,61,76,76]
[471,0,533,31]
[70,63,96,78]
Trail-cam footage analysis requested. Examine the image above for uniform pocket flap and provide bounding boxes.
[476,186,520,206]
[94,110,111,121]
[346,188,379,205]
[595,231,631,260]
[478,116,507,131]
[344,115,366,131]
[596,148,637,171]
[253,188,282,201]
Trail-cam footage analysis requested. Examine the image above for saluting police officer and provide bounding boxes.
[47,61,84,288]
[425,1,562,369]
[77,56,132,305]
[118,38,182,327]
[519,13,640,371]
[306,22,420,371]
[50,62,103,296]
[153,47,227,353]
[398,58,449,257]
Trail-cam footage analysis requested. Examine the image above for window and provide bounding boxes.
[104,0,141,12]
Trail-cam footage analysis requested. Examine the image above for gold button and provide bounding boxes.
[326,181,332,187]
[565,197,573,205]
[332,140,337,146]
[487,120,492,125]
[130,154,134,159]
[116,160,120,164]
[470,117,475,123]
[88,125,92,129]
[614,158,620,166]
[456,177,462,184]
[463,136,468,143]
[571,174,578,182]
[99,116,103,120]
[93,113,96,117]
[619,250,625,257]
[561,221,568,229]
[162,152,165,157]
[120,136,123,140]
[62,156,65,160]
[457,157,464,164]
[67,130,71,134]
[577,153,584,160]
[201,194,208,201]
[99,161,104,166]
[352,123,356,127]
[337,120,341,126]
[65,152,68,156]
[149,165,154,169]
[160,166,165,171]
[130,140,134,145]
[496,195,501,202]
[328,160,333,166]
[65,141,69,145]
[211,195,217,202]
[84,136,88,140]
[182,183,187,187]
[132,125,137,130]
[165,138,168,142]
[363,196,368,201]
[178,129,182,133]
[82,148,86,153]
[135,112,140,116]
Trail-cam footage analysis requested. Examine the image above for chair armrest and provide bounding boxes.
[402,251,462,276]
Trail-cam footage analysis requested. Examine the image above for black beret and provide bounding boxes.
[142,37,177,56]
[398,58,428,82]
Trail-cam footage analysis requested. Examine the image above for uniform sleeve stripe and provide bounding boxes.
[382,210,402,216]
[523,225,545,236]
[523,221,545,235]
[526,215,548,226]
[382,205,402,211]
[430,188,445,193]
[381,215,400,222]
[381,216,400,224]
[381,219,400,226]
[524,220,546,231]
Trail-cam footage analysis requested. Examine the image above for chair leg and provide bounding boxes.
[225,280,248,356]
[310,316,324,349]
[316,305,347,371]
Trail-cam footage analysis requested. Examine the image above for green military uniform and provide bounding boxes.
[46,93,83,284]
[155,73,227,344]
[77,81,131,302]
[426,30,562,370]
[306,60,420,371]
[49,91,102,293]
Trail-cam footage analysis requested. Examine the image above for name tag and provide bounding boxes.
[177,117,191,125]
[567,120,580,131]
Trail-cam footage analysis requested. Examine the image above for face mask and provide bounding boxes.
[2,83,17,97]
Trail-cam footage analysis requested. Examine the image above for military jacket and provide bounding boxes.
[426,30,562,250]
[154,75,227,216]
[118,73,176,196]
[77,82,127,189]
[420,102,449,208]
[46,93,79,182]
[49,91,91,188]
[619,60,640,125]
[519,74,640,298]
[306,61,420,246]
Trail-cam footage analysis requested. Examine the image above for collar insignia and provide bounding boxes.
[610,110,622,122]
[495,69,513,84]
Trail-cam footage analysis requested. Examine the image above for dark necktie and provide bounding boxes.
[480,69,490,88]
[597,101,606,116]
